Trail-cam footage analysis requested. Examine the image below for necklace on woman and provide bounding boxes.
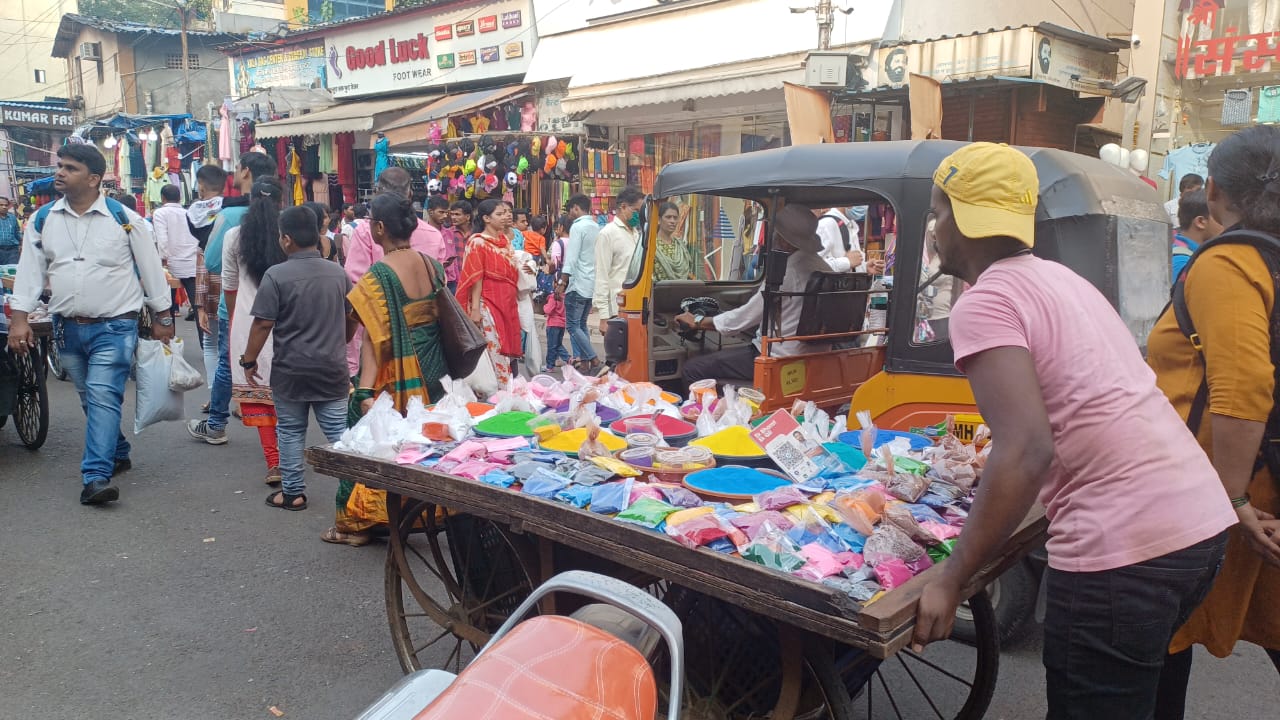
[385,246,414,255]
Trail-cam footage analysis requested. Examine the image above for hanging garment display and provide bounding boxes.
[1258,86,1280,124]
[218,101,233,164]
[1160,142,1215,191]
[373,134,390,180]
[1222,88,1254,126]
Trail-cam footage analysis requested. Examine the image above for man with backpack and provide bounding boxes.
[814,207,869,273]
[6,144,173,505]
[1171,189,1222,283]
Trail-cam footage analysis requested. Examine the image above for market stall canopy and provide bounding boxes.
[375,85,531,149]
[254,94,437,139]
[25,175,55,194]
[653,140,1164,221]
[559,54,807,115]
[232,87,336,115]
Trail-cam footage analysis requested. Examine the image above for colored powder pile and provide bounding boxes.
[685,467,790,496]
[611,415,696,438]
[540,427,628,454]
[689,425,766,457]
[474,411,539,437]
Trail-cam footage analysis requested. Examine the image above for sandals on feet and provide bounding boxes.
[264,467,282,486]
[266,491,307,511]
[321,527,372,546]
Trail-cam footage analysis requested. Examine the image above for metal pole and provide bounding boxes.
[179,1,193,115]
[817,0,833,50]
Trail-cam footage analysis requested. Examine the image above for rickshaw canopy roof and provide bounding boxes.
[653,140,1165,222]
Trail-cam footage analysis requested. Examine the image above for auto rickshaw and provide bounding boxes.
[605,139,1171,641]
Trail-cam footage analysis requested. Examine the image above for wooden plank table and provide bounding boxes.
[308,446,1047,659]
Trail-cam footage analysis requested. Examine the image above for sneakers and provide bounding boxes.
[80,479,119,505]
[187,419,228,445]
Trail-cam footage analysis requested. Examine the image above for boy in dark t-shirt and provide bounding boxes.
[241,206,353,511]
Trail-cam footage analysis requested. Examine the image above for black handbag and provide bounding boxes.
[424,254,487,378]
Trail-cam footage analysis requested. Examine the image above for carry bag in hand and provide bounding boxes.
[424,254,487,378]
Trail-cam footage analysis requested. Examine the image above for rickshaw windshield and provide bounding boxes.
[626,193,765,287]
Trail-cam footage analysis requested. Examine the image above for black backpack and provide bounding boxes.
[819,213,851,251]
[1169,228,1280,479]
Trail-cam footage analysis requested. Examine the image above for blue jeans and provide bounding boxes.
[545,326,571,367]
[201,329,217,390]
[0,245,19,265]
[56,316,137,484]
[208,316,231,430]
[275,397,348,496]
[564,291,595,361]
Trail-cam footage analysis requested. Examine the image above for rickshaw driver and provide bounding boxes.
[675,204,834,386]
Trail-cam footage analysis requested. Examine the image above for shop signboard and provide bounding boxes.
[1030,32,1118,90]
[326,0,535,98]
[875,27,1034,88]
[1174,7,1280,79]
[535,83,584,135]
[0,104,75,130]
[233,42,327,95]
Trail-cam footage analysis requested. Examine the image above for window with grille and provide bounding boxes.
[165,53,199,69]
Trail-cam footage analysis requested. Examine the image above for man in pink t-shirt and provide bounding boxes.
[343,168,447,376]
[911,143,1235,718]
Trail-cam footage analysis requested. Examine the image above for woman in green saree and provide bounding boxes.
[653,201,695,282]
[322,193,449,546]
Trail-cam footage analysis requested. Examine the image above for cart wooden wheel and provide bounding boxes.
[385,498,536,675]
[13,343,49,450]
[834,589,999,720]
[656,586,854,720]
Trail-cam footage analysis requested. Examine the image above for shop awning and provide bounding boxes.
[376,85,531,149]
[559,54,807,115]
[254,94,437,139]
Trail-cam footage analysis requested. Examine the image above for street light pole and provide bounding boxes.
[790,0,855,51]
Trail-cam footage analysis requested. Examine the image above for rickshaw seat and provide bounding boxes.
[412,615,658,720]
[795,272,873,337]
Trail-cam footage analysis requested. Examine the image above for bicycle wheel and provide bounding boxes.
[13,349,48,449]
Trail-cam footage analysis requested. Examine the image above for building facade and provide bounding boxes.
[0,0,79,105]
[51,14,240,119]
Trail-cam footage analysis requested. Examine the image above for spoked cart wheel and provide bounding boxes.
[385,498,536,674]
[835,589,1000,720]
[656,586,855,720]
[13,341,49,449]
[46,336,67,382]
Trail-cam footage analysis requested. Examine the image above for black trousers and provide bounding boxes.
[1043,531,1227,720]
[681,343,758,387]
[170,276,203,347]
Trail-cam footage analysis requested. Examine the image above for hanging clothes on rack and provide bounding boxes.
[287,144,304,207]
[219,101,233,168]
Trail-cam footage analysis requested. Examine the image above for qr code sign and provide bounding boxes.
[767,438,821,482]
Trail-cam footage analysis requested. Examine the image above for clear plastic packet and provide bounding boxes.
[783,505,851,553]
[665,513,729,549]
[884,465,931,503]
[590,455,641,477]
[656,484,705,508]
[574,464,616,487]
[729,511,795,540]
[522,467,570,498]
[754,485,808,512]
[921,520,962,542]
[855,410,877,460]
[578,417,612,460]
[828,489,886,537]
[905,554,934,576]
[906,503,947,525]
[872,557,915,590]
[508,460,555,481]
[862,525,927,566]
[630,483,665,504]
[616,497,679,529]
[835,551,865,572]
[794,542,849,581]
[554,484,593,508]
[742,523,806,572]
[883,502,942,546]
[822,576,883,603]
[478,469,516,488]
[590,478,634,514]
[926,538,958,564]
[667,506,715,526]
[830,523,868,553]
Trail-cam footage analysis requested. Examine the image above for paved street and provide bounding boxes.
[1,322,1277,720]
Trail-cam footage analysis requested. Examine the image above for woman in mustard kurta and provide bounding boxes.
[1148,126,1280,717]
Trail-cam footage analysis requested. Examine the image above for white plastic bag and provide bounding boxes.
[464,348,501,398]
[134,339,184,434]
[167,339,204,392]
[336,392,404,459]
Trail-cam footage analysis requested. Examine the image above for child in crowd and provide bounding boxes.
[240,205,353,511]
[544,289,571,368]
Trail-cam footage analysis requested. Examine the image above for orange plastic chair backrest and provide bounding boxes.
[414,615,658,720]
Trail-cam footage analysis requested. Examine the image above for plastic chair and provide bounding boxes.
[354,570,684,720]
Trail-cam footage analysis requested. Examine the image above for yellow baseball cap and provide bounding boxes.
[932,142,1039,247]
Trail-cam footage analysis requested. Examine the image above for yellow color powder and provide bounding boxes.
[540,427,628,454]
[689,425,766,457]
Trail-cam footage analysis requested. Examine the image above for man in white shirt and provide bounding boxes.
[593,186,643,335]
[557,194,601,374]
[676,205,834,386]
[7,144,173,506]
[152,183,199,320]
[1164,173,1204,228]
[815,207,865,272]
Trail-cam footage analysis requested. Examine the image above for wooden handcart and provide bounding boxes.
[0,318,51,449]
[309,447,1047,720]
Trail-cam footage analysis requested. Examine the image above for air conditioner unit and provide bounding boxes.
[805,52,850,88]
[80,42,101,61]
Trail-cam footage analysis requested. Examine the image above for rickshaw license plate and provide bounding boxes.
[951,413,985,444]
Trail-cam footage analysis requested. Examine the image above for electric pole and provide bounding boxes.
[790,0,855,50]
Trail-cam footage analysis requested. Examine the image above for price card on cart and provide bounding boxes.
[750,410,823,483]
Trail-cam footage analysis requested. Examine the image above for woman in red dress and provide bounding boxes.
[456,199,522,387]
